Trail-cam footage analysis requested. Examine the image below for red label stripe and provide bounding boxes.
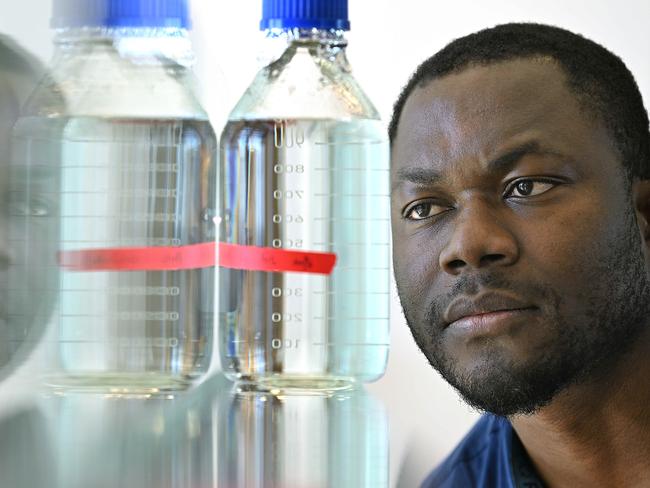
[219,242,336,275]
[58,242,337,275]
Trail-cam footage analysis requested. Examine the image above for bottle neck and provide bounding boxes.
[268,27,348,47]
[52,27,195,67]
[262,27,349,68]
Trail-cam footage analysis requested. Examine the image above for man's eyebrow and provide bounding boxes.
[392,141,572,194]
[487,141,570,172]
[392,167,443,192]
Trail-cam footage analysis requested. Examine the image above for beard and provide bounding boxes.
[396,207,650,417]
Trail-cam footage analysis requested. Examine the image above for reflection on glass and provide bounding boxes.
[0,405,55,487]
[0,35,48,379]
[0,374,390,488]
[52,388,216,488]
[218,384,389,488]
[0,374,232,488]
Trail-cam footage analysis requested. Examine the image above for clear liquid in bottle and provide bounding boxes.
[219,118,389,390]
[11,116,217,392]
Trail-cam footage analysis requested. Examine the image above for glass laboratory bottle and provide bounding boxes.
[219,0,390,390]
[10,0,217,392]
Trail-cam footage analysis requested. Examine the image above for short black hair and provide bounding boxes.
[389,23,650,180]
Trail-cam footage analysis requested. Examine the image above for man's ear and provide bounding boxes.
[633,179,650,243]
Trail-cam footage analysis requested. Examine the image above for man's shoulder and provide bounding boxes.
[421,414,514,488]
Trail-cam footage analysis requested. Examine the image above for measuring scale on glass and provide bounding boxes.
[11,2,217,392]
[219,117,390,390]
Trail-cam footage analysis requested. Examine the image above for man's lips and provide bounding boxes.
[444,292,537,328]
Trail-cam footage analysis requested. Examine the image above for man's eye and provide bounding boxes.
[404,201,448,221]
[506,179,556,198]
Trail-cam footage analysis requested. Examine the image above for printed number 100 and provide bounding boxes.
[271,338,300,349]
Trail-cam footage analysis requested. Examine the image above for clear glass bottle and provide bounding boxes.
[10,0,217,392]
[219,0,390,390]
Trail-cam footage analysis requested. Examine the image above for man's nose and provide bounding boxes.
[439,201,519,275]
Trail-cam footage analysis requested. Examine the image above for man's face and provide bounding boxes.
[391,58,650,416]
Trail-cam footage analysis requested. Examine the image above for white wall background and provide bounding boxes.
[1,1,649,486]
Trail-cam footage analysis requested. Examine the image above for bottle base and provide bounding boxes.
[227,373,356,394]
[43,372,197,396]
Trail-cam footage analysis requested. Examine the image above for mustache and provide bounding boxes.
[449,272,517,297]
[426,272,556,326]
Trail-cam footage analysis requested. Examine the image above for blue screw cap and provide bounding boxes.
[260,0,350,31]
[52,0,190,29]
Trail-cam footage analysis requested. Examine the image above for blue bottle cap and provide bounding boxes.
[260,0,350,31]
[51,0,106,28]
[105,0,189,28]
[51,0,190,29]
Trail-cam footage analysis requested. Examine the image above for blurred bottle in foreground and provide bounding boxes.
[10,0,217,393]
[219,0,390,391]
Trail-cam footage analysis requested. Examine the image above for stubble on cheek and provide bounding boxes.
[398,200,650,415]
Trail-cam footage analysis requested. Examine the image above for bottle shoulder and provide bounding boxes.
[22,46,206,119]
[228,44,380,121]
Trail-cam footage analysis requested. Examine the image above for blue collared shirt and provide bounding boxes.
[421,415,545,488]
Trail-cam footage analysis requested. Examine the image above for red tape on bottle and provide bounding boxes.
[58,242,337,275]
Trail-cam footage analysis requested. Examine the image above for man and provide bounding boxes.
[390,23,650,487]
